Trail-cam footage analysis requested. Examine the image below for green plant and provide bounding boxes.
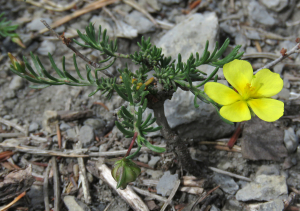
[0,12,25,48]
[8,22,243,188]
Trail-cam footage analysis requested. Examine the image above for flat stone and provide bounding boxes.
[246,199,284,211]
[37,40,56,55]
[29,122,39,132]
[66,128,77,138]
[148,156,160,168]
[241,117,287,161]
[125,11,155,34]
[236,175,288,202]
[248,1,276,26]
[9,76,23,90]
[156,13,234,139]
[60,122,71,131]
[27,18,52,31]
[261,0,288,12]
[212,173,239,194]
[256,165,280,176]
[138,153,149,163]
[84,118,106,130]
[79,125,94,148]
[146,169,163,179]
[284,127,298,153]
[157,171,178,196]
[277,88,290,101]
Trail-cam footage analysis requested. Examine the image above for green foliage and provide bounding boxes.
[0,12,19,38]
[8,22,244,180]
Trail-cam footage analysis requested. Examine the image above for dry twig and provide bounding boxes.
[0,117,27,135]
[208,167,251,182]
[254,43,300,74]
[131,186,167,202]
[43,159,53,211]
[20,0,77,11]
[0,192,26,211]
[52,157,60,211]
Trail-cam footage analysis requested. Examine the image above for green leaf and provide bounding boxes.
[115,121,134,137]
[29,84,51,89]
[143,139,165,153]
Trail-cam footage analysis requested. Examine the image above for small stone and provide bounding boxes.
[42,110,58,133]
[212,173,239,194]
[261,0,288,12]
[9,76,23,90]
[157,171,178,196]
[89,146,99,152]
[138,153,149,163]
[60,123,71,131]
[27,185,44,210]
[256,165,280,176]
[125,11,156,34]
[148,156,160,168]
[66,128,77,138]
[210,205,221,211]
[63,196,86,211]
[99,143,109,152]
[27,18,52,31]
[284,127,298,153]
[273,63,285,74]
[5,89,16,99]
[236,175,288,202]
[84,118,106,130]
[79,125,94,148]
[248,1,276,26]
[145,169,163,179]
[222,199,243,211]
[37,40,56,55]
[29,122,39,132]
[246,199,284,211]
[283,77,290,89]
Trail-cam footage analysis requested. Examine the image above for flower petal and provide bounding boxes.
[247,98,284,122]
[250,69,283,98]
[204,82,242,105]
[223,60,253,96]
[220,100,251,122]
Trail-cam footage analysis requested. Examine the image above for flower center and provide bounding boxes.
[242,83,256,100]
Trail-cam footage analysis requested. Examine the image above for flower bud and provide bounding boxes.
[11,36,26,48]
[111,158,141,189]
[8,52,26,73]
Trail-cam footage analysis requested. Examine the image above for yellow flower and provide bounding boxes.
[204,60,284,122]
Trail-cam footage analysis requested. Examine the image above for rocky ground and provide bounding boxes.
[0,0,300,210]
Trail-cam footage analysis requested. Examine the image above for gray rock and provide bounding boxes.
[19,33,32,46]
[273,63,285,74]
[138,153,149,163]
[256,165,280,176]
[284,127,298,153]
[37,40,56,55]
[79,125,94,148]
[27,18,52,31]
[105,196,129,211]
[84,118,106,130]
[236,175,288,201]
[248,1,276,26]
[246,199,284,211]
[148,156,161,168]
[99,143,109,152]
[29,122,39,132]
[27,185,44,210]
[283,77,290,89]
[210,205,221,211]
[157,171,178,196]
[242,117,287,161]
[160,0,181,5]
[60,122,71,131]
[156,13,234,139]
[261,0,288,12]
[42,110,58,133]
[63,196,89,211]
[9,76,23,90]
[277,88,290,101]
[212,173,239,194]
[66,128,77,138]
[5,89,16,99]
[110,126,124,139]
[222,199,243,211]
[125,11,155,34]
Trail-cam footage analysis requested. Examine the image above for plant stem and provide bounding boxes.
[125,132,138,158]
[227,122,244,148]
[148,95,203,176]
